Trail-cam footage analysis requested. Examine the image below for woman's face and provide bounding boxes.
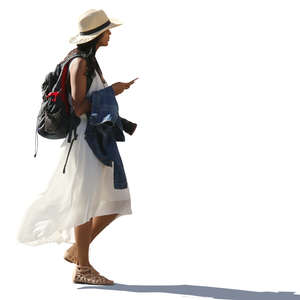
[96,29,111,50]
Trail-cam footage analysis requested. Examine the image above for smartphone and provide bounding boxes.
[128,77,139,84]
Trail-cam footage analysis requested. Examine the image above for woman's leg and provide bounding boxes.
[90,213,118,243]
[74,218,93,266]
[70,214,118,264]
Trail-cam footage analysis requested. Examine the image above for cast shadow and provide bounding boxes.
[77,283,300,299]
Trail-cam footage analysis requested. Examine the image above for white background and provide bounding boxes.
[1,0,300,299]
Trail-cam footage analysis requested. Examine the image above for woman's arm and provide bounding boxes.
[69,57,91,117]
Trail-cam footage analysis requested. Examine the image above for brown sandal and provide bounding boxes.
[72,265,114,285]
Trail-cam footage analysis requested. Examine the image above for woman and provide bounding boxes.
[17,9,137,285]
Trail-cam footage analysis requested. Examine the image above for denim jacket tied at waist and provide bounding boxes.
[84,85,137,189]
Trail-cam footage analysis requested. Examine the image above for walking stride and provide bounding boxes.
[17,8,138,285]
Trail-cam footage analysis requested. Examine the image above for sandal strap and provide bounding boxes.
[76,265,93,271]
[74,265,113,284]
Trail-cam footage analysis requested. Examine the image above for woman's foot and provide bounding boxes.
[72,265,114,285]
[64,243,78,264]
[64,244,102,276]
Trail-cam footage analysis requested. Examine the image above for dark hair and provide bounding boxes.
[63,31,105,79]
[76,32,104,56]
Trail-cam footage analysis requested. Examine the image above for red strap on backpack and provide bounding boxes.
[60,62,70,113]
[45,58,75,114]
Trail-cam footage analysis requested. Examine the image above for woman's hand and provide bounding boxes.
[111,78,139,96]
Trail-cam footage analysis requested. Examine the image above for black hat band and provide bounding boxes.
[80,20,111,36]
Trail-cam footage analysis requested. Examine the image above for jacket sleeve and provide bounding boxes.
[119,117,137,135]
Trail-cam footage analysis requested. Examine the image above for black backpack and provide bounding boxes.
[34,51,94,173]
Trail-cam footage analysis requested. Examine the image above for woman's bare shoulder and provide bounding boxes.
[69,57,87,75]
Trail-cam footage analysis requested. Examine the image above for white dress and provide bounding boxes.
[16,69,132,246]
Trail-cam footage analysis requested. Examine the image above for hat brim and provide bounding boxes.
[69,18,122,45]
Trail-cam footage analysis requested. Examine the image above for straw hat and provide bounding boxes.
[69,9,122,45]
